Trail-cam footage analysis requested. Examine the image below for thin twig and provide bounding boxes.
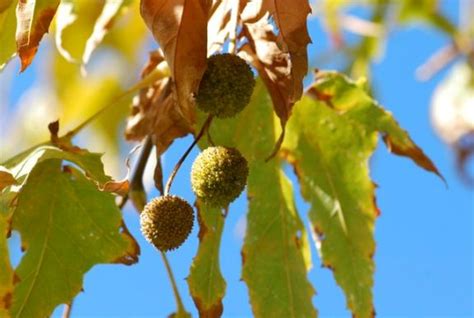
[207,126,216,147]
[61,302,73,318]
[131,137,153,192]
[164,114,213,195]
[65,65,170,139]
[340,14,383,37]
[416,43,459,81]
[160,251,187,314]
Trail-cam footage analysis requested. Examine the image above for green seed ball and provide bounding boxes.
[196,54,255,118]
[140,195,194,252]
[191,146,249,208]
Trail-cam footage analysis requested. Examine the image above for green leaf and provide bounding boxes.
[309,72,443,180]
[81,0,130,65]
[0,192,14,317]
[243,158,317,318]
[195,80,316,317]
[0,0,16,70]
[9,159,138,318]
[3,145,112,188]
[187,201,225,317]
[55,0,132,65]
[283,96,377,318]
[398,0,456,35]
[282,71,441,317]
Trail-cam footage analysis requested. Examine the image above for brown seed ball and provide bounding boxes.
[196,54,255,118]
[140,195,194,251]
[191,146,249,208]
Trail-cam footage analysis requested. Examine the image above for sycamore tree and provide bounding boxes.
[0,1,472,317]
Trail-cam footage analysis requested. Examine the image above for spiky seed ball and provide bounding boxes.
[196,54,255,118]
[191,146,249,207]
[140,195,194,252]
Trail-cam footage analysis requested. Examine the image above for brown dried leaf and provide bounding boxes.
[240,15,292,158]
[125,51,193,155]
[242,0,311,104]
[270,0,311,101]
[0,166,17,191]
[240,18,292,123]
[101,179,129,196]
[140,0,211,129]
[207,0,232,55]
[16,0,60,71]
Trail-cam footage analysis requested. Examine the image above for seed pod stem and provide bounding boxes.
[164,114,213,195]
[160,251,187,315]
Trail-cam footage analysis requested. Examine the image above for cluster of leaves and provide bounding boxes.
[316,0,474,182]
[0,0,455,317]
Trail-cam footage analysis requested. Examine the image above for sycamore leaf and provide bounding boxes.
[0,0,16,70]
[207,0,232,55]
[0,166,17,191]
[240,18,293,127]
[54,0,130,65]
[81,0,129,65]
[54,0,80,63]
[0,192,15,317]
[398,0,456,35]
[4,145,112,188]
[239,17,293,158]
[266,0,312,102]
[283,94,378,318]
[195,80,315,317]
[10,159,138,318]
[241,0,311,112]
[187,201,225,317]
[140,0,211,129]
[240,4,310,158]
[282,71,441,317]
[308,72,443,180]
[125,51,192,155]
[16,0,60,71]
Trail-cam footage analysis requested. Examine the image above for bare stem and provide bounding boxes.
[207,126,216,147]
[131,136,153,192]
[416,43,459,81]
[61,302,73,318]
[164,114,213,195]
[160,251,187,314]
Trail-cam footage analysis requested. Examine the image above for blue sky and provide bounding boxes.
[1,1,472,317]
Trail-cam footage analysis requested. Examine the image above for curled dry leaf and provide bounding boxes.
[16,0,60,71]
[240,16,292,123]
[241,0,311,104]
[239,14,292,159]
[237,1,311,159]
[125,51,194,155]
[82,0,127,65]
[140,0,211,129]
